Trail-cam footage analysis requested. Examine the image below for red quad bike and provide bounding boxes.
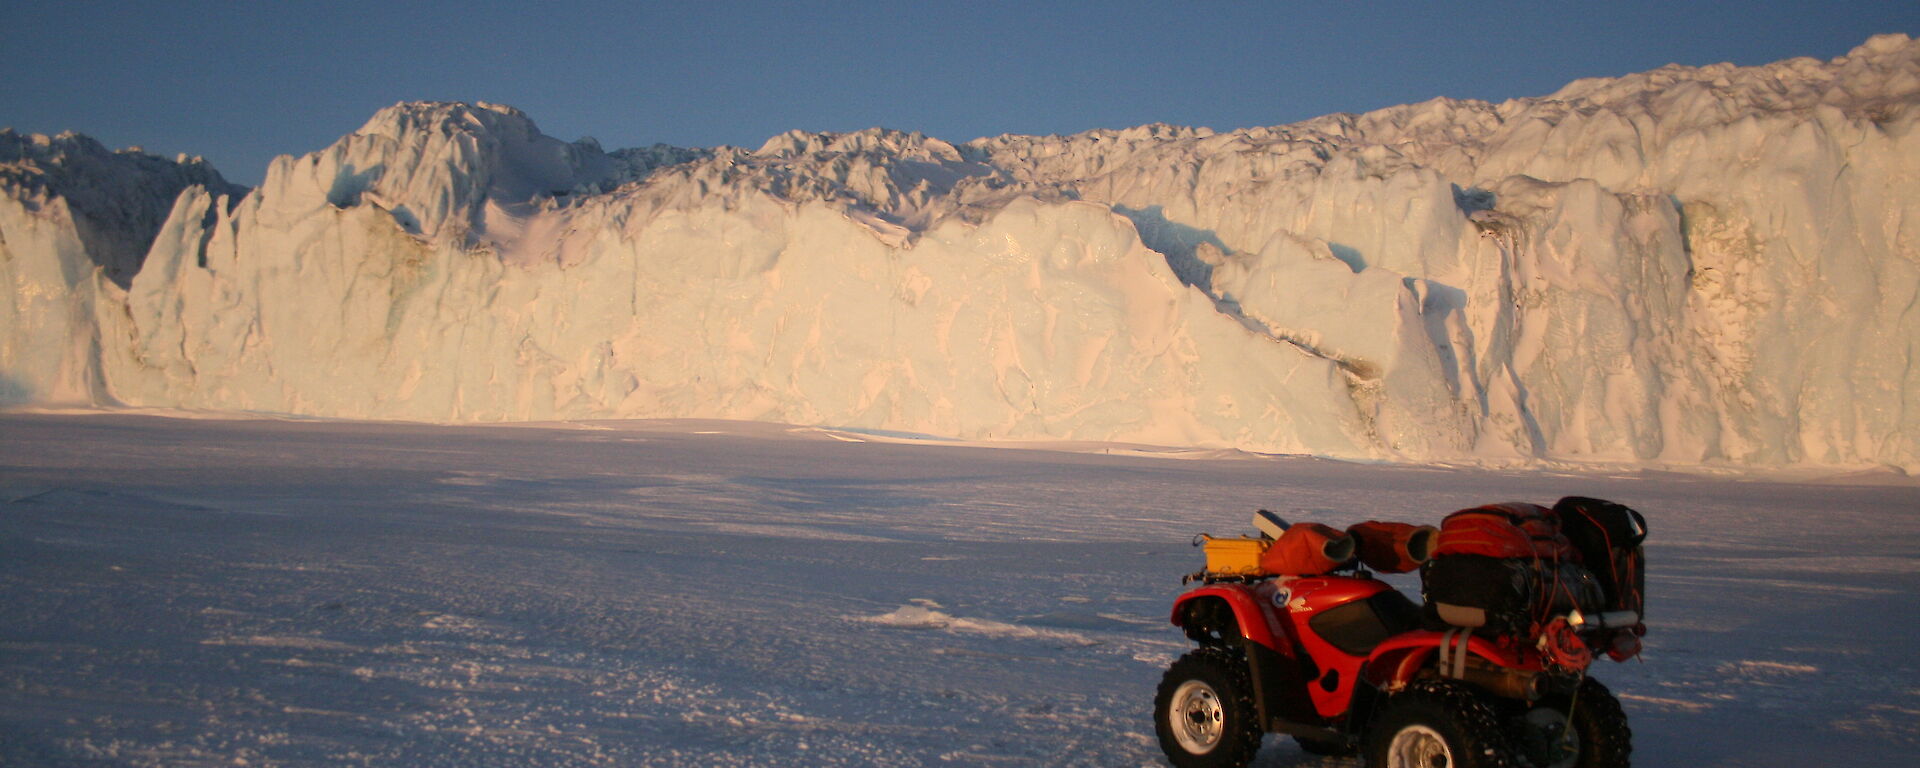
[1154,499,1647,768]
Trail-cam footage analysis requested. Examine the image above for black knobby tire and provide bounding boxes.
[1154,647,1264,768]
[1365,679,1519,768]
[1512,678,1631,768]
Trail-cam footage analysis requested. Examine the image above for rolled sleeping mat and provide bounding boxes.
[1251,508,1289,540]
[1258,522,1355,576]
[1346,521,1440,573]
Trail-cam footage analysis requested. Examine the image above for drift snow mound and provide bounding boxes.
[5,34,1919,471]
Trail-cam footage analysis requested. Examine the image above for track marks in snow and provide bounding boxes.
[854,602,1099,647]
[201,635,365,653]
[1616,692,1719,713]
[1832,704,1920,746]
[1716,660,1821,678]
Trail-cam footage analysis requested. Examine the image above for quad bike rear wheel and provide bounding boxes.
[1154,647,1263,768]
[1509,678,1631,768]
[1366,679,1518,768]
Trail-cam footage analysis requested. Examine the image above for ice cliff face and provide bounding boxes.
[6,34,1918,471]
[0,130,241,403]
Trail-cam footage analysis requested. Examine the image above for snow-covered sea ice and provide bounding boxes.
[1,413,1915,766]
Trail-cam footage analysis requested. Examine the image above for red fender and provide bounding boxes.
[1170,582,1290,652]
[1363,629,1543,690]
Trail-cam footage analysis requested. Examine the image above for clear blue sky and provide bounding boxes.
[5,1,1913,185]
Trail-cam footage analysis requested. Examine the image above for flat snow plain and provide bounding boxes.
[2,413,1916,767]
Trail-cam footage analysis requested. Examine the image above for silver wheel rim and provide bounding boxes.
[1386,723,1453,768]
[1168,679,1225,754]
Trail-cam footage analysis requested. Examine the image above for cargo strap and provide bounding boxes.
[1438,627,1473,680]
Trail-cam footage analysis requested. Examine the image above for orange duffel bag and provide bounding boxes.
[1259,522,1355,576]
[1346,521,1439,573]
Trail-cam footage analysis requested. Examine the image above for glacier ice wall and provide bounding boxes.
[0,130,241,404]
[6,36,1919,471]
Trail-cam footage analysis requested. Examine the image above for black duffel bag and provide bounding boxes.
[1552,496,1648,618]
[1422,554,1606,637]
[1421,554,1537,635]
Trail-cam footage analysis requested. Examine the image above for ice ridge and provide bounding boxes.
[3,35,1917,472]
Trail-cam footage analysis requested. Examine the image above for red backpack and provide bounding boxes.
[1434,502,1571,560]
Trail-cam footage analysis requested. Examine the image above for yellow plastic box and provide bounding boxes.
[1200,535,1270,576]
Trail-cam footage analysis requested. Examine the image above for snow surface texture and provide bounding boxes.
[4,35,1919,471]
[1,413,1916,766]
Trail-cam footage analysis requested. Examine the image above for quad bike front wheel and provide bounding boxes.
[1366,679,1519,768]
[1154,647,1263,768]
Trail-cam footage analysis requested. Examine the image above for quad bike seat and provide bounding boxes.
[1306,588,1424,656]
